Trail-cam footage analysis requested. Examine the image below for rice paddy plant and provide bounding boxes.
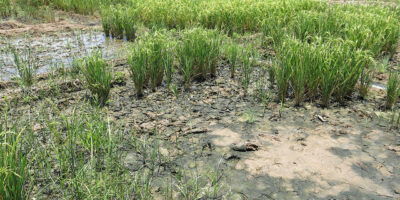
[146,33,173,90]
[386,72,400,110]
[80,52,112,107]
[163,43,175,87]
[390,109,400,129]
[100,5,126,38]
[128,42,149,97]
[128,33,171,94]
[274,59,292,102]
[224,43,241,78]
[0,0,12,17]
[267,65,276,89]
[276,38,306,105]
[276,36,373,106]
[240,46,256,94]
[12,48,36,89]
[177,28,221,84]
[359,65,374,99]
[122,8,136,41]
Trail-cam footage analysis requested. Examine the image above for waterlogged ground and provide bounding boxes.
[1,16,400,199]
[0,29,124,81]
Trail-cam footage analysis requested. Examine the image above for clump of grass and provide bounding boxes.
[12,48,36,89]
[386,72,400,110]
[240,47,256,95]
[276,37,373,107]
[128,43,148,98]
[101,5,136,40]
[0,0,12,17]
[224,43,240,78]
[81,52,112,107]
[163,43,175,87]
[122,7,136,41]
[177,28,221,87]
[128,32,172,96]
[146,33,168,90]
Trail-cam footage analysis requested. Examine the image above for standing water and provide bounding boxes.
[0,30,124,81]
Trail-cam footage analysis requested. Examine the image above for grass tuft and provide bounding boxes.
[80,51,113,107]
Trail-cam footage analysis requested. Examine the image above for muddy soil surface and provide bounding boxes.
[1,57,399,199]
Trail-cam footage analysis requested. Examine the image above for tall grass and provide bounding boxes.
[80,52,112,107]
[386,72,400,110]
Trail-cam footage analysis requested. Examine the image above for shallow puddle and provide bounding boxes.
[0,30,124,81]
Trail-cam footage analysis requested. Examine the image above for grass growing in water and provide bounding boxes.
[80,52,112,107]
[12,48,36,89]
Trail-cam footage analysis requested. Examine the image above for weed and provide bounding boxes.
[244,110,255,124]
[112,71,126,86]
[81,51,112,107]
